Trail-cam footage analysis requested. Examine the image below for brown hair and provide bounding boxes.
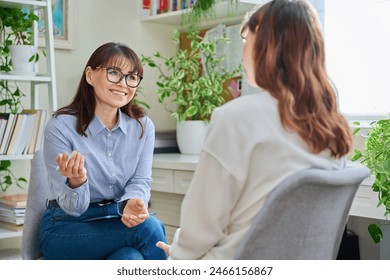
[54,42,146,137]
[241,0,352,158]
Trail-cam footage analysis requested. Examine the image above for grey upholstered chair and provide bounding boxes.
[234,166,370,260]
[21,150,48,260]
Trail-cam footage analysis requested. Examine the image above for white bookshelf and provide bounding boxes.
[0,0,57,252]
[141,1,256,29]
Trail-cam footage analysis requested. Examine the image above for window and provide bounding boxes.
[325,0,390,120]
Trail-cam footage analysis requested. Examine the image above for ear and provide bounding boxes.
[85,66,93,86]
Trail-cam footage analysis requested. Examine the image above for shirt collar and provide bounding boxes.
[88,110,128,137]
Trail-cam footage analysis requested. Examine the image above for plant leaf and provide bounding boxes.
[368,224,383,243]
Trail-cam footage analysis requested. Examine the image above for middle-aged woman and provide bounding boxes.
[39,42,167,260]
[157,0,353,259]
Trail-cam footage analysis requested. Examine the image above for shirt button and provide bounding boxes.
[108,133,112,137]
[72,192,77,196]
[108,152,112,157]
[109,185,113,189]
[112,173,116,177]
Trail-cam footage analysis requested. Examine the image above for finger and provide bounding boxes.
[130,214,145,224]
[121,216,139,228]
[79,155,86,174]
[68,153,85,176]
[67,152,78,168]
[137,213,149,220]
[57,154,69,173]
[67,152,79,171]
[136,199,144,209]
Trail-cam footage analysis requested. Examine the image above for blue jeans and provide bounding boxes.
[39,203,167,260]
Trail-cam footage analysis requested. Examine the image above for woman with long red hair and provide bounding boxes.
[157,0,353,259]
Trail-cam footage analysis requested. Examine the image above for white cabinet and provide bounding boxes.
[150,154,388,243]
[0,0,57,252]
[151,168,193,194]
[149,154,197,242]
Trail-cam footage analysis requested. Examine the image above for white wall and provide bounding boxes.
[0,0,179,250]
[1,0,176,195]
[54,0,177,132]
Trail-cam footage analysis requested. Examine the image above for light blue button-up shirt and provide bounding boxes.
[43,110,155,217]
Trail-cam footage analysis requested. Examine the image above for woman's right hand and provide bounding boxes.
[156,241,171,257]
[56,151,87,188]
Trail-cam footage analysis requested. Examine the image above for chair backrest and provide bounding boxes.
[21,150,48,260]
[234,166,370,260]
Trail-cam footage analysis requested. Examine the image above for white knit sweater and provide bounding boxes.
[169,92,346,259]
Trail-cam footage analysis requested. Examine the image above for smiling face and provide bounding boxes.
[85,59,138,114]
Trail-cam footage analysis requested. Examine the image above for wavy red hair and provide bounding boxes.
[241,0,352,158]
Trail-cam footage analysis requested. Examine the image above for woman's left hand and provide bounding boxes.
[121,198,149,228]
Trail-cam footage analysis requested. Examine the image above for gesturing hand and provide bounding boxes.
[121,198,150,228]
[56,151,87,189]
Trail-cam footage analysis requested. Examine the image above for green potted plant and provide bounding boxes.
[182,0,240,30]
[0,6,41,75]
[351,117,390,243]
[141,29,242,154]
[0,6,43,113]
[0,7,39,192]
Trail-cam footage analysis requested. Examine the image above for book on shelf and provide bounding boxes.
[33,109,47,153]
[19,113,35,155]
[143,0,197,16]
[0,116,8,145]
[0,194,26,231]
[143,0,151,9]
[0,221,23,232]
[5,113,26,155]
[159,0,168,13]
[151,0,160,16]
[0,113,17,154]
[27,109,43,154]
[142,0,151,17]
[0,213,24,225]
[0,204,26,217]
[19,109,40,155]
[0,193,27,208]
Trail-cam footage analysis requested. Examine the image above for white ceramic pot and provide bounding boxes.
[176,120,209,155]
[10,45,37,75]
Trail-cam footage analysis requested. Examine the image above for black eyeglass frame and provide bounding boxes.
[95,67,143,88]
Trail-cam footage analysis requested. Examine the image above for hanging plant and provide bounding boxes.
[182,0,240,30]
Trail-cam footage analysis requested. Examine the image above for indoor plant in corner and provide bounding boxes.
[352,117,390,243]
[0,7,38,192]
[0,6,43,112]
[0,6,41,75]
[141,29,242,154]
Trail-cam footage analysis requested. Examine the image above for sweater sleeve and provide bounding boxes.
[169,151,242,259]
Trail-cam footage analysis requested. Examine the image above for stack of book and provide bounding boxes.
[0,193,27,232]
[0,109,47,155]
[143,0,198,16]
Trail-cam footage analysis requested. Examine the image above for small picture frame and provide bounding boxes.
[38,0,74,49]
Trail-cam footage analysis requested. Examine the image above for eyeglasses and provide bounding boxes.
[95,67,143,88]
